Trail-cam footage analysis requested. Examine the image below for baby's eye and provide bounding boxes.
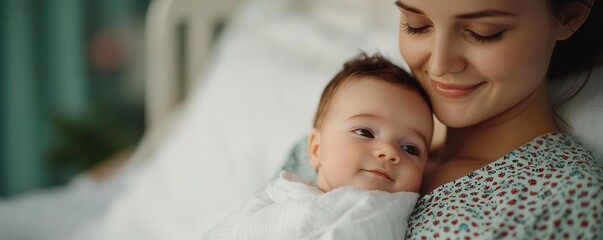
[353,129,374,138]
[401,145,420,156]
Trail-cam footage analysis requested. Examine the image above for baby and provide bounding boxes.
[202,53,433,240]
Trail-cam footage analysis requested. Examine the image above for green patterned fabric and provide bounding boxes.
[279,136,317,182]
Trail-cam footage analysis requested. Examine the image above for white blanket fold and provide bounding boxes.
[201,171,418,240]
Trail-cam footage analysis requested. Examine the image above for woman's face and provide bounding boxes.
[397,0,563,127]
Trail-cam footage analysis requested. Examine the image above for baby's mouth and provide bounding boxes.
[364,169,394,182]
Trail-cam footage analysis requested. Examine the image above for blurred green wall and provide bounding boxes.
[0,0,149,197]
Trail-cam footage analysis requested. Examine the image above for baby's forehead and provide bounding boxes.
[329,77,434,138]
[344,75,431,110]
[314,74,430,130]
[330,77,429,112]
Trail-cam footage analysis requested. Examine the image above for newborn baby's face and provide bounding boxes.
[309,77,433,193]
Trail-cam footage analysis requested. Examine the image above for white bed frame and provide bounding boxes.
[145,0,243,136]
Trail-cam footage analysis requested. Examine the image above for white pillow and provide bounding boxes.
[72,0,403,239]
[550,52,603,165]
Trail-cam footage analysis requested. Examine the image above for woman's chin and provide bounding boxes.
[434,110,478,129]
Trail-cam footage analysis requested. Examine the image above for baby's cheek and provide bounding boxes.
[397,165,424,192]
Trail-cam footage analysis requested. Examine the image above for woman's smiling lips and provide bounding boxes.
[431,80,485,99]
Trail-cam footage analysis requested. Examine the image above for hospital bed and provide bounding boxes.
[0,0,601,239]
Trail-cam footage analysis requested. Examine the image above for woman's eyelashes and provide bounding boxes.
[402,23,430,35]
[465,30,505,43]
[401,22,506,44]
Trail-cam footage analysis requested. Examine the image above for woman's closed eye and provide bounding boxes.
[402,23,430,35]
[353,128,375,138]
[401,22,506,44]
[465,30,505,44]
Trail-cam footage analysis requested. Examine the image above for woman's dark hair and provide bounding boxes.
[548,0,602,111]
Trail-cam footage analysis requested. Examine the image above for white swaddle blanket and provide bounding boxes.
[201,171,419,240]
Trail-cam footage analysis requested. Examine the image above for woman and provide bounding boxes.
[395,0,603,238]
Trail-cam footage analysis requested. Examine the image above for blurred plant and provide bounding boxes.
[48,105,142,184]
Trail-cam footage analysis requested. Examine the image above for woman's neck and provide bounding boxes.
[440,81,559,165]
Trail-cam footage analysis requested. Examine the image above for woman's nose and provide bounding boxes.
[374,145,400,164]
[428,33,466,77]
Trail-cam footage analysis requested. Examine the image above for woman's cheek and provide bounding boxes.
[398,36,427,75]
[400,39,437,95]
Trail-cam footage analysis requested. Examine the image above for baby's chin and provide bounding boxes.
[353,170,398,192]
[353,180,418,193]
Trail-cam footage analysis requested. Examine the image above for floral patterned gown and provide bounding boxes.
[406,133,603,239]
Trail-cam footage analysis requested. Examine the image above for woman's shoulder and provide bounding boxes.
[498,132,602,199]
[512,132,590,158]
[513,132,602,179]
[407,133,603,239]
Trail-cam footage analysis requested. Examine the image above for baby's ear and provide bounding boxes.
[307,128,321,169]
[555,0,593,40]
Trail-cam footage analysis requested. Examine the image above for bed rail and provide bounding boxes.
[145,0,242,136]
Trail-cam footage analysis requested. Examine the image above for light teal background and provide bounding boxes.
[0,0,149,196]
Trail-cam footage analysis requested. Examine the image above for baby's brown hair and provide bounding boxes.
[312,52,431,129]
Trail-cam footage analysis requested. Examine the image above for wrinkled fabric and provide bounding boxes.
[202,171,418,240]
